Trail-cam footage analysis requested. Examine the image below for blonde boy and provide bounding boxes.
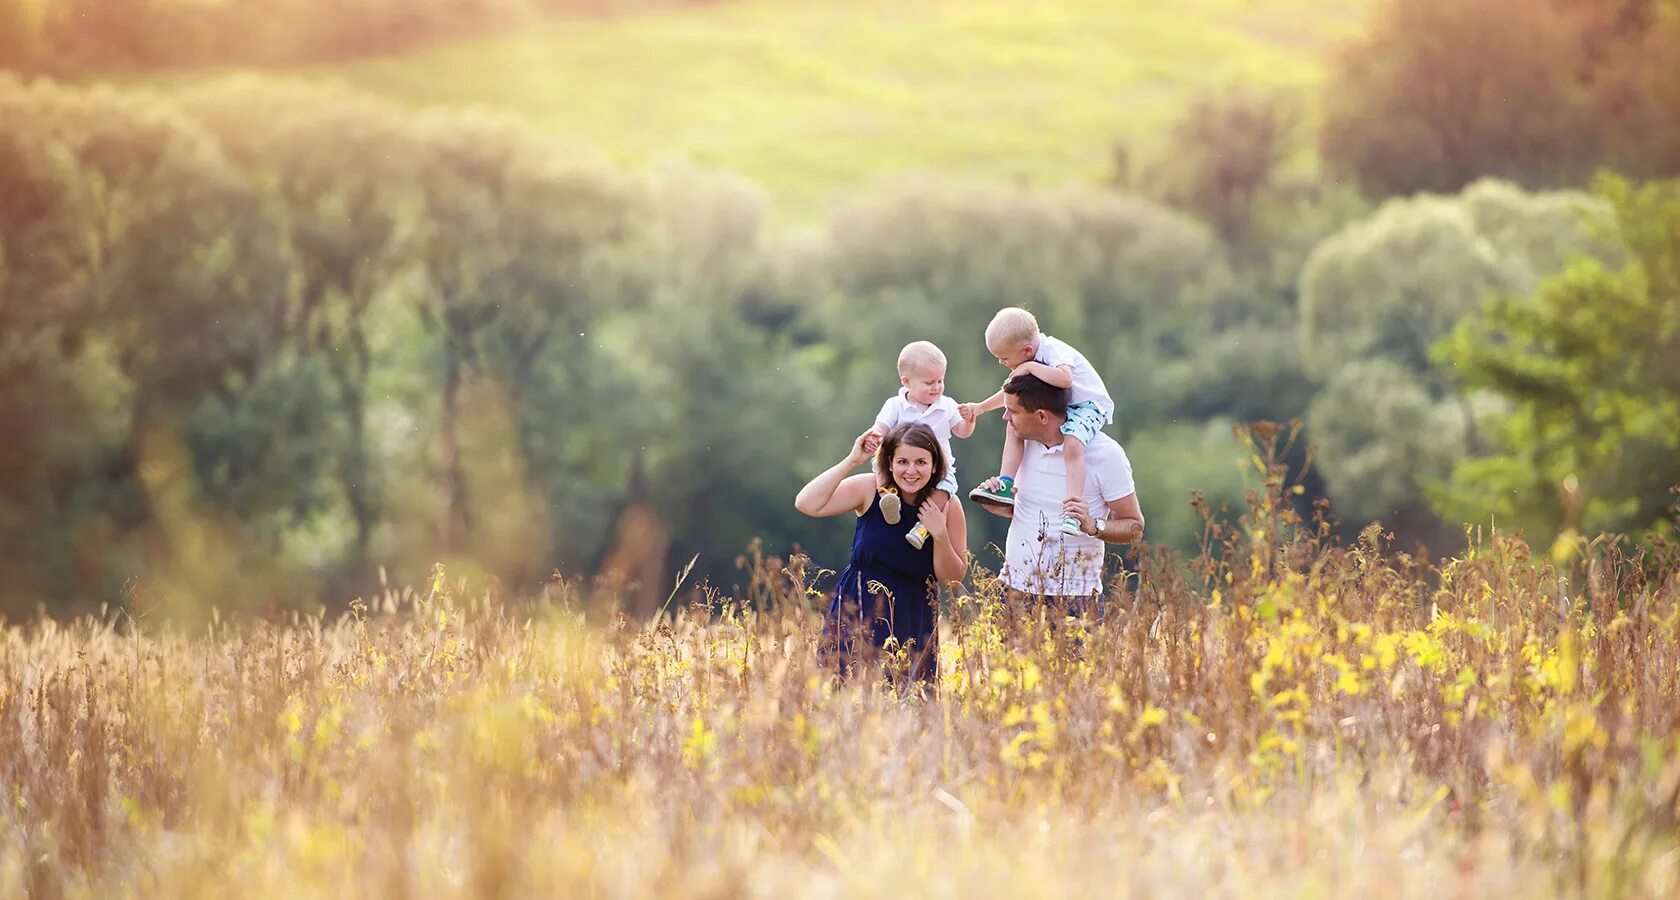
[867,341,974,547]
[959,307,1114,536]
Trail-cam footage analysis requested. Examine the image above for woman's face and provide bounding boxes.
[889,444,935,496]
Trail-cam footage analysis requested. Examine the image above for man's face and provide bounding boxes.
[1002,392,1055,444]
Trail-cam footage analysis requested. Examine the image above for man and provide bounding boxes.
[974,373,1144,611]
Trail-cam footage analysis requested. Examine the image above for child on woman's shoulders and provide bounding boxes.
[865,341,974,548]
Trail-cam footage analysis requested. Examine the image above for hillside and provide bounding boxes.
[301,0,1370,218]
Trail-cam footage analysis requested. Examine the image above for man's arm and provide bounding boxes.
[1098,493,1144,544]
[1064,493,1143,544]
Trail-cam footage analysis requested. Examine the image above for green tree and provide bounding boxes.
[1299,179,1610,381]
[1307,358,1467,527]
[1434,175,1680,541]
[0,78,316,607]
[409,110,643,569]
[1297,179,1614,540]
[181,78,428,571]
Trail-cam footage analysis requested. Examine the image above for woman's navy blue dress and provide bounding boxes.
[824,491,939,676]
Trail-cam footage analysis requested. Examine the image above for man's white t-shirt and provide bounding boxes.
[876,388,963,476]
[1036,333,1115,423]
[1002,430,1135,597]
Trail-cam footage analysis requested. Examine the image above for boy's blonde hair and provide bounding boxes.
[897,341,947,378]
[984,307,1040,351]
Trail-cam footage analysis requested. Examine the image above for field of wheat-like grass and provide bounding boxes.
[5,449,1680,898]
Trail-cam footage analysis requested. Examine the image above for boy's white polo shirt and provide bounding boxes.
[876,389,962,472]
[1036,333,1115,422]
[1001,430,1134,597]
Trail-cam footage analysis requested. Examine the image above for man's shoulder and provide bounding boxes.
[1085,431,1129,466]
[1020,437,1058,460]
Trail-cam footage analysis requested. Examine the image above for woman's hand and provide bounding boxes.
[795,432,888,518]
[852,430,881,465]
[917,501,948,543]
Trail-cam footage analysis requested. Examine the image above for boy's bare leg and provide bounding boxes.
[970,422,1026,510]
[1001,420,1025,481]
[1060,436,1087,534]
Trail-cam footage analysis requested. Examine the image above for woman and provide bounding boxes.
[794,423,969,679]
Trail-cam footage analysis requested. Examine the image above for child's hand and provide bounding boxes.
[956,403,978,423]
[852,430,881,463]
[1010,361,1036,379]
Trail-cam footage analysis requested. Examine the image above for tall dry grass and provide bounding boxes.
[4,427,1679,898]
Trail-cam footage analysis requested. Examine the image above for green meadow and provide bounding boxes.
[302,0,1368,217]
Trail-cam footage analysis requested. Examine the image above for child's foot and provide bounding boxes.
[878,487,902,524]
[905,523,930,549]
[968,478,1016,510]
[1059,515,1084,536]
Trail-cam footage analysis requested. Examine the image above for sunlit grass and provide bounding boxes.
[7,430,1680,897]
[296,0,1370,219]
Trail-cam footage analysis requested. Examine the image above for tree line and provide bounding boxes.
[3,0,1678,615]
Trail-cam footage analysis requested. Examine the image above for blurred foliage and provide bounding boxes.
[1321,0,1680,197]
[1294,179,1618,543]
[1434,175,1680,543]
[0,0,1675,614]
[0,0,711,73]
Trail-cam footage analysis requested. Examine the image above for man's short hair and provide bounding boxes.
[896,341,947,378]
[985,307,1039,350]
[1003,373,1068,418]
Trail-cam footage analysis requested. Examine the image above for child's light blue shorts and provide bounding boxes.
[1060,400,1108,445]
[935,470,959,498]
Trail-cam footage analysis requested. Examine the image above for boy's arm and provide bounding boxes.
[866,395,899,448]
[1012,361,1073,389]
[964,388,1007,416]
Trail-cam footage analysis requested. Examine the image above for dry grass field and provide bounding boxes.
[5,432,1680,898]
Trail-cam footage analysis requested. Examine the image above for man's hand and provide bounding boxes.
[974,476,1014,518]
[1063,497,1096,536]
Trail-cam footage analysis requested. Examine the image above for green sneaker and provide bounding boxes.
[1058,515,1084,536]
[968,480,1016,510]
